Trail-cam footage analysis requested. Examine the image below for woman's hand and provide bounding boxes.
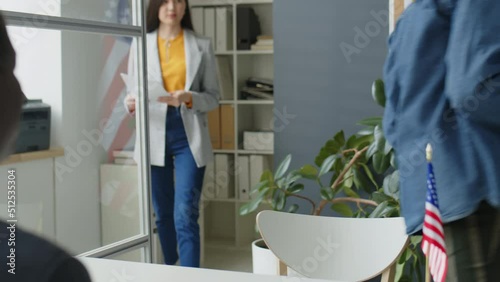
[125,94,136,114]
[157,90,192,107]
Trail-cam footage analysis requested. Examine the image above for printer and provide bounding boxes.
[15,99,51,153]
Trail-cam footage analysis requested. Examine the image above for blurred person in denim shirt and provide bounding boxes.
[383,0,500,281]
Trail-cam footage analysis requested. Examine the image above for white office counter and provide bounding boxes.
[79,257,339,282]
[0,148,64,240]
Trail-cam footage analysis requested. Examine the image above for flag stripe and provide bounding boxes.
[423,218,445,238]
[425,203,444,224]
[102,36,115,68]
[101,55,129,121]
[107,115,135,162]
[98,0,135,156]
[423,236,446,254]
[98,40,131,102]
[422,161,448,282]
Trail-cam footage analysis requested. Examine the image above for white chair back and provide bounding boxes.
[257,210,409,281]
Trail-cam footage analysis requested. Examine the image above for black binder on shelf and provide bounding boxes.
[246,77,274,90]
[237,7,261,50]
[241,87,273,100]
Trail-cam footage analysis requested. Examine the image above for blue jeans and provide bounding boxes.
[151,106,205,267]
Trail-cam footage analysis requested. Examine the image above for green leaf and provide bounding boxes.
[415,254,423,282]
[373,152,390,174]
[299,164,318,180]
[276,177,287,189]
[372,151,383,173]
[352,135,374,150]
[380,206,397,217]
[383,170,400,198]
[276,190,286,211]
[398,275,411,282]
[271,189,279,209]
[287,204,299,213]
[369,201,388,218]
[325,139,340,151]
[404,247,413,261]
[274,154,292,180]
[239,203,250,215]
[395,261,405,282]
[384,140,393,155]
[320,189,330,200]
[258,186,272,198]
[333,157,344,173]
[343,167,354,188]
[398,248,409,264]
[239,195,262,215]
[374,125,386,152]
[343,186,360,198]
[333,130,346,147]
[360,163,378,188]
[357,128,373,136]
[314,155,325,168]
[389,170,400,195]
[319,155,337,177]
[353,167,371,193]
[249,180,267,194]
[372,191,393,204]
[288,183,304,194]
[331,203,353,217]
[366,141,378,160]
[345,135,358,149]
[390,151,397,169]
[285,171,302,187]
[357,117,382,127]
[315,131,345,167]
[320,187,334,200]
[260,169,274,183]
[410,235,422,246]
[372,79,386,107]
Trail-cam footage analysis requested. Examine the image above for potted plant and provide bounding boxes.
[240,79,425,282]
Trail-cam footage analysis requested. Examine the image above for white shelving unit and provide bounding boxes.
[190,0,274,266]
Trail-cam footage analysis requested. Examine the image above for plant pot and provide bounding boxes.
[252,238,279,275]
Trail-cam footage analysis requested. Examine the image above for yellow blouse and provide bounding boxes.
[158,29,192,108]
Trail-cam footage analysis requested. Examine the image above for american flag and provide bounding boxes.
[99,0,135,162]
[422,160,448,282]
[98,0,137,215]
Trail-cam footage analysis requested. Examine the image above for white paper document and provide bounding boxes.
[120,73,170,103]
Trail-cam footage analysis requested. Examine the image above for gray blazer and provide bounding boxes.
[126,29,220,168]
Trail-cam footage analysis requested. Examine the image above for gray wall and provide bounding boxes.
[274,0,388,215]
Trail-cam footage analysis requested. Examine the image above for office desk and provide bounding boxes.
[79,257,339,282]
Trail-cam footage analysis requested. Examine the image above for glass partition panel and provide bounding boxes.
[0,24,149,257]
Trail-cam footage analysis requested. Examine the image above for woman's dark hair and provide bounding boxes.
[147,0,194,33]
